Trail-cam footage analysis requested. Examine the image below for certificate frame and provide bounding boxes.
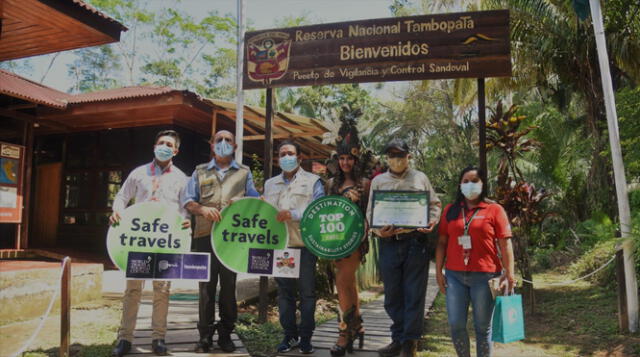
[370,190,429,228]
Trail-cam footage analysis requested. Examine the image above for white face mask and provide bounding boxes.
[460,182,483,200]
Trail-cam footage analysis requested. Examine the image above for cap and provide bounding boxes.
[383,138,410,154]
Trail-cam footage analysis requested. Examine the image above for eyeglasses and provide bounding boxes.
[387,152,408,158]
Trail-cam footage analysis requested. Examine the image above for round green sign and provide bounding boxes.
[300,196,365,259]
[106,202,192,271]
[212,198,289,273]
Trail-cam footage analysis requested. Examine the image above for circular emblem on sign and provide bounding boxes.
[300,196,365,259]
[106,202,192,271]
[212,198,289,273]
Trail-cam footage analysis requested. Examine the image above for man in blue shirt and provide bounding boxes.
[183,130,259,353]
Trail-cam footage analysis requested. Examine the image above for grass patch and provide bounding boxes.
[419,271,640,356]
[1,297,121,357]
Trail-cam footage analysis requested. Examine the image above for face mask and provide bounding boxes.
[154,145,174,162]
[388,157,409,173]
[279,155,298,173]
[460,182,483,200]
[214,140,234,158]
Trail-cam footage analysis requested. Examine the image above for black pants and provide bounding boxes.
[194,237,237,337]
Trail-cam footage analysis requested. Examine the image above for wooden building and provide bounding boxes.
[0,0,332,262]
[0,72,332,259]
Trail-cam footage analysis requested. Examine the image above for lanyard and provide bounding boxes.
[462,207,481,236]
[150,162,171,200]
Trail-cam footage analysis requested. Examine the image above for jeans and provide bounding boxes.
[194,237,237,337]
[445,269,501,357]
[275,247,318,338]
[379,237,429,342]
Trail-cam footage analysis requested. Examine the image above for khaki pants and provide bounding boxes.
[117,280,171,341]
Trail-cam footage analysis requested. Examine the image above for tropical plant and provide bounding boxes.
[486,0,640,218]
[487,101,550,310]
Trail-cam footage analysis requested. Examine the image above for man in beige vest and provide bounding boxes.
[183,130,260,353]
[264,140,325,354]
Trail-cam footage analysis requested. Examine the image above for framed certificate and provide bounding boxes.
[371,190,429,228]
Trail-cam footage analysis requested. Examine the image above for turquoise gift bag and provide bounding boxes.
[491,294,525,343]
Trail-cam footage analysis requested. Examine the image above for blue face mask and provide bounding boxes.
[279,154,298,173]
[154,145,174,162]
[214,140,234,158]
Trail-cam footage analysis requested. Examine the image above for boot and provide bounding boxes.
[330,306,355,356]
[351,314,365,350]
[399,340,417,357]
[377,340,401,357]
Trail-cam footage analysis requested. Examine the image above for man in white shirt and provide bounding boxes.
[110,130,189,357]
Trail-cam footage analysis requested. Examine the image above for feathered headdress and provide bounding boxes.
[327,105,375,178]
[336,105,362,157]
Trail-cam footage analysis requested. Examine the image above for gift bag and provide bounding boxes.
[491,293,525,343]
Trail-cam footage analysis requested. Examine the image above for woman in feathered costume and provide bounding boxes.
[326,106,373,356]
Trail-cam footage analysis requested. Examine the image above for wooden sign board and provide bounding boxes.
[0,142,25,223]
[243,10,511,89]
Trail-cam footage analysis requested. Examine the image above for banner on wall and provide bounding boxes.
[0,142,25,223]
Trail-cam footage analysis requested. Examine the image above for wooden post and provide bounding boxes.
[617,248,629,332]
[211,110,218,138]
[17,120,34,249]
[258,88,274,323]
[477,78,487,183]
[60,257,71,357]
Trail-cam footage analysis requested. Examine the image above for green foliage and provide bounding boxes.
[235,313,283,357]
[630,190,640,214]
[67,46,122,92]
[368,80,477,202]
[249,154,265,193]
[614,87,640,181]
[568,237,617,287]
[569,213,640,287]
[73,0,237,97]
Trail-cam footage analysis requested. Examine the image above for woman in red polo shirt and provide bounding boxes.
[435,166,516,357]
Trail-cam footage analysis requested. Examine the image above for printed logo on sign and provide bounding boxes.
[248,248,274,275]
[247,32,292,84]
[126,252,155,279]
[155,253,181,279]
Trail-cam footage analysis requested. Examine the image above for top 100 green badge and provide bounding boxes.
[300,196,365,259]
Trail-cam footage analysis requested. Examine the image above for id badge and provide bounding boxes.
[458,235,472,249]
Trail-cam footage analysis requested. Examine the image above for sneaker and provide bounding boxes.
[299,337,314,354]
[277,336,299,353]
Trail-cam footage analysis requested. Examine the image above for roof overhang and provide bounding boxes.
[0,0,127,60]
